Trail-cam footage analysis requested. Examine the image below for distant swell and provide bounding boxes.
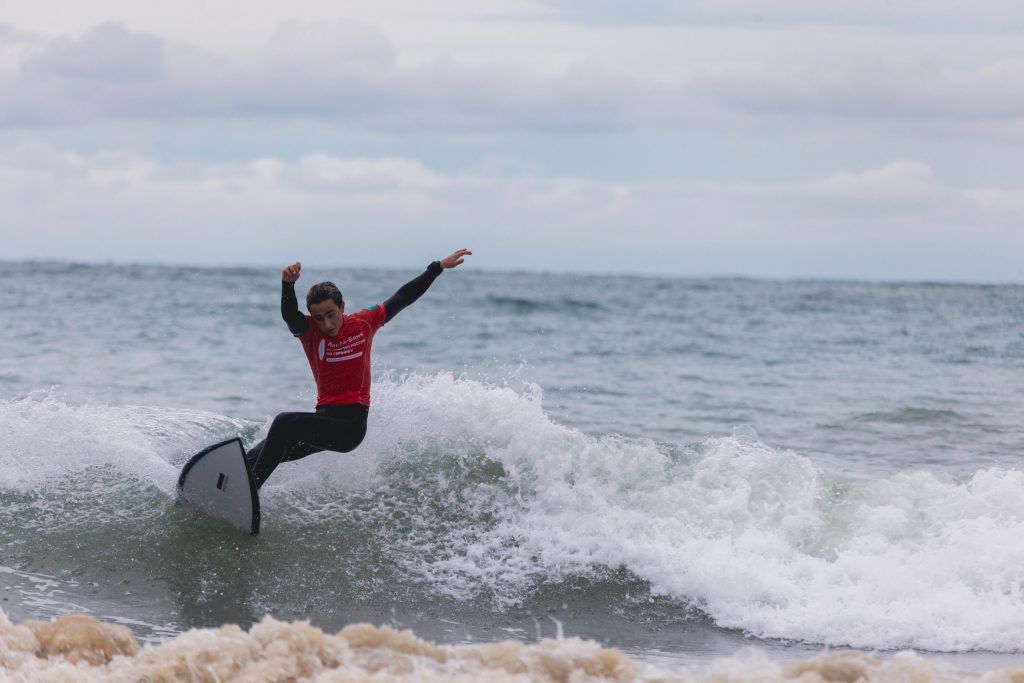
[851,407,965,424]
[485,294,605,315]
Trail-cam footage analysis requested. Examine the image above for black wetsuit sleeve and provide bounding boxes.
[383,261,443,323]
[281,281,308,337]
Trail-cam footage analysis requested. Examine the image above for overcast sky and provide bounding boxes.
[1,1,1022,280]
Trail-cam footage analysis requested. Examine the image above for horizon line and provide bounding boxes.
[1,256,1019,289]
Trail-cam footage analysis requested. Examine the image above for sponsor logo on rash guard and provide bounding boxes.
[319,332,367,363]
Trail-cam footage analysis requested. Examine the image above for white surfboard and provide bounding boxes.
[177,437,261,535]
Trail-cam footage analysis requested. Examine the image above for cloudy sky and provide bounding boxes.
[1,1,1022,280]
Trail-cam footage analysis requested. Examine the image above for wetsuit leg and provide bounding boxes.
[245,404,368,488]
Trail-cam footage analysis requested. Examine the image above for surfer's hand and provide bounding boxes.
[439,249,472,269]
[282,262,302,283]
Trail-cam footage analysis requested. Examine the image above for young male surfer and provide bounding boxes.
[245,249,472,487]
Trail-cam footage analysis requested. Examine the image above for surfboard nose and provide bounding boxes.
[177,438,261,535]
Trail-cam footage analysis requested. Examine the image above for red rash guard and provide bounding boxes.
[297,305,387,407]
[279,261,443,407]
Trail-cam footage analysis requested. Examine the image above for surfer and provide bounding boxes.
[245,249,472,487]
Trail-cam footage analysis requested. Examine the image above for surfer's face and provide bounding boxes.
[309,299,344,337]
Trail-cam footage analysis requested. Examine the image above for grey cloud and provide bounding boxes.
[24,21,166,81]
[0,23,37,42]
[698,60,1024,121]
[4,19,1023,133]
[362,60,659,132]
[3,20,665,131]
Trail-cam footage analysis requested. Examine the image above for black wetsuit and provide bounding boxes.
[245,262,444,487]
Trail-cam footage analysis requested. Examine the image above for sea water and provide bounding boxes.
[1,260,1023,680]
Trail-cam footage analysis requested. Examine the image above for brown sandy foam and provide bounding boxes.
[2,611,1023,682]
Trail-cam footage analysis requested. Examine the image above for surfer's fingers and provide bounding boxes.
[440,249,471,268]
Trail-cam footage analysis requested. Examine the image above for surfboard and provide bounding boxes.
[177,437,261,535]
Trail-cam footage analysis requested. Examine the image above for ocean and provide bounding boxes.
[1,260,1023,681]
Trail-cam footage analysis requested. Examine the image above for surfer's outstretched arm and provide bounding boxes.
[281,262,309,337]
[383,249,472,324]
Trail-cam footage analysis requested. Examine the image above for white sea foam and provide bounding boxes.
[326,373,1024,652]
[3,377,1024,652]
[0,392,247,493]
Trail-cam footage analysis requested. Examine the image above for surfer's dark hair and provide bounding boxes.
[306,281,344,309]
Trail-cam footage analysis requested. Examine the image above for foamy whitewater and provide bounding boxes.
[2,261,1024,678]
